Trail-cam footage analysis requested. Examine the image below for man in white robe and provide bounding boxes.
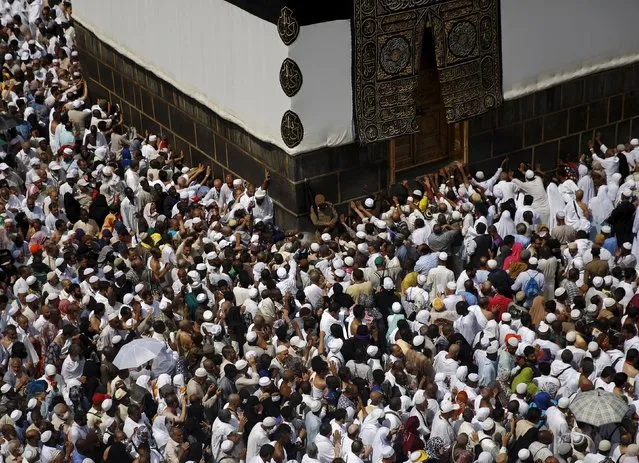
[426,252,454,300]
[512,170,550,227]
[120,187,138,235]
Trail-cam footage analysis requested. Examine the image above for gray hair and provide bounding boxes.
[307,443,318,458]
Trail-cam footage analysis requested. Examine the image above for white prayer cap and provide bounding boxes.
[586,304,598,314]
[235,359,248,371]
[55,257,65,267]
[529,257,538,265]
[413,390,426,406]
[555,287,566,297]
[262,416,276,427]
[604,297,616,308]
[593,276,604,287]
[546,313,557,324]
[246,331,257,342]
[525,170,535,179]
[221,440,234,453]
[570,309,582,320]
[179,190,189,199]
[475,171,485,180]
[344,256,354,266]
[501,313,511,322]
[451,210,462,221]
[276,267,287,279]
[27,398,37,410]
[417,274,427,285]
[631,138,639,146]
[107,312,119,322]
[622,189,633,197]
[487,259,497,269]
[0,384,11,394]
[321,233,331,242]
[482,417,495,431]
[334,269,345,279]
[486,344,498,354]
[26,275,37,285]
[415,309,430,324]
[45,364,56,376]
[10,410,21,421]
[601,225,611,233]
[446,281,456,290]
[102,399,113,411]
[468,373,479,382]
[135,283,144,294]
[538,323,549,334]
[588,341,599,352]
[507,336,519,347]
[211,325,222,336]
[413,189,422,197]
[413,335,425,347]
[249,288,259,298]
[556,210,566,219]
[88,276,99,285]
[25,294,38,303]
[123,294,134,305]
[196,293,207,303]
[367,346,379,357]
[566,331,577,342]
[195,368,207,378]
[381,446,395,459]
[41,430,52,443]
[356,231,366,240]
[439,252,448,261]
[617,144,626,151]
[604,275,613,286]
[383,277,394,291]
[392,302,402,313]
[623,242,632,250]
[195,263,206,271]
[148,135,157,142]
[440,401,459,413]
[276,344,289,354]
[375,219,387,230]
[3,53,11,60]
[364,198,374,208]
[112,335,122,344]
[232,178,243,187]
[258,377,271,387]
[516,383,527,395]
[518,449,531,460]
[357,243,368,254]
[203,310,213,321]
[599,440,612,452]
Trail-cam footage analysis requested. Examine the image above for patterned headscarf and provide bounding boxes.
[425,437,446,458]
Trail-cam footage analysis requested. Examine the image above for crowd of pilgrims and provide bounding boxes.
[4,1,639,463]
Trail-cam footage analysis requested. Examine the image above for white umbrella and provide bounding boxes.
[112,338,164,370]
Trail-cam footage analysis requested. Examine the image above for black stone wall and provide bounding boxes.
[75,22,388,230]
[468,63,639,174]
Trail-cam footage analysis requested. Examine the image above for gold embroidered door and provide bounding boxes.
[390,28,466,180]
